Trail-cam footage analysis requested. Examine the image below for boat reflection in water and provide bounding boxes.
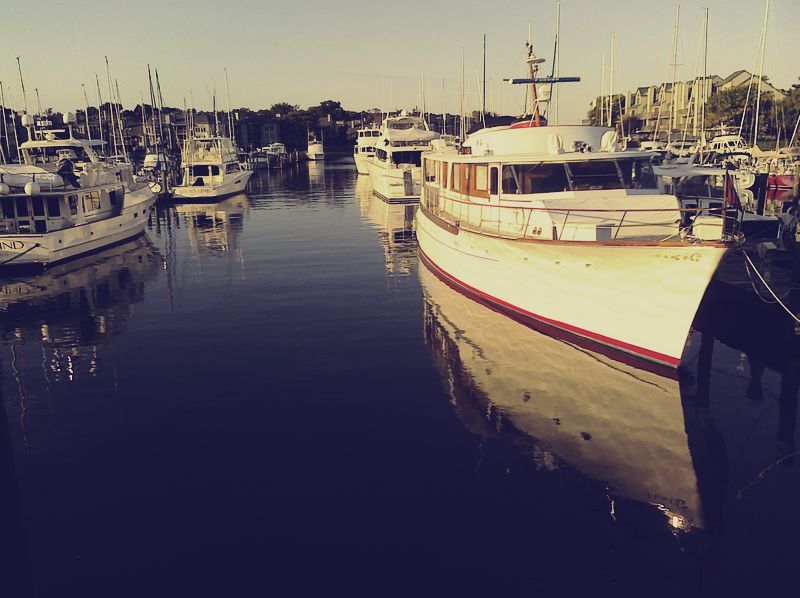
[420,264,703,531]
[357,177,417,277]
[175,193,250,258]
[0,236,162,383]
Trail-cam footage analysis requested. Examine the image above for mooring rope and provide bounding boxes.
[0,243,40,266]
[740,247,800,326]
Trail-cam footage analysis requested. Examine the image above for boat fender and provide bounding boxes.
[0,182,9,195]
[601,131,619,152]
[24,181,40,195]
[547,134,564,155]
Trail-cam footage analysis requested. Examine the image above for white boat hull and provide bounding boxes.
[0,190,157,267]
[354,153,371,175]
[416,207,728,366]
[365,159,421,203]
[172,170,253,201]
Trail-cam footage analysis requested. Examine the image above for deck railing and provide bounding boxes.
[422,186,740,243]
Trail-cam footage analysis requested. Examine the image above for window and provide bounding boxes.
[15,197,29,217]
[424,159,437,183]
[108,189,120,206]
[391,151,422,166]
[452,164,462,191]
[2,197,15,218]
[211,165,220,176]
[83,191,102,211]
[32,196,45,217]
[441,162,448,188]
[566,161,623,191]
[226,163,240,174]
[190,165,210,177]
[490,167,498,195]
[46,196,61,216]
[502,163,570,194]
[473,165,488,192]
[616,159,657,189]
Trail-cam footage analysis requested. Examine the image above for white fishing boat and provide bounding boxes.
[415,42,738,368]
[172,136,252,201]
[306,134,325,161]
[353,126,380,175]
[366,113,439,203]
[421,265,702,530]
[0,123,157,268]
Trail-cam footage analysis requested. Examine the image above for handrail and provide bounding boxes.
[422,185,740,243]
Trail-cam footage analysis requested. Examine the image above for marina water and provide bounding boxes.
[1,161,798,597]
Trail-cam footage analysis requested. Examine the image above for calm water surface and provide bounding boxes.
[1,161,798,597]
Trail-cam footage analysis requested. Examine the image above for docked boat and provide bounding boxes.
[354,126,380,175]
[415,42,739,368]
[306,134,325,161]
[0,124,157,268]
[172,136,253,201]
[365,113,440,203]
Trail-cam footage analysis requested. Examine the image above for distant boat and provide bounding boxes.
[353,126,380,175]
[0,123,157,267]
[365,113,439,203]
[172,136,253,201]
[306,134,325,161]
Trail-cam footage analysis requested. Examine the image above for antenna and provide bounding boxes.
[482,34,487,121]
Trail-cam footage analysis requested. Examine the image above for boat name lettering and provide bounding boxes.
[655,252,701,262]
[0,240,24,251]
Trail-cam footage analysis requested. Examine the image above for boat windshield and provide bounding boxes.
[502,159,657,194]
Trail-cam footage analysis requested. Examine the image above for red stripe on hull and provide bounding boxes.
[418,246,682,374]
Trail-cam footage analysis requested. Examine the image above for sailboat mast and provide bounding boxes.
[753,0,769,148]
[81,83,92,141]
[95,74,105,148]
[608,34,615,128]
[155,69,169,150]
[701,8,708,145]
[114,80,129,162]
[224,68,234,143]
[15,57,29,114]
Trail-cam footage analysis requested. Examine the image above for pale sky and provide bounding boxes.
[1,0,797,123]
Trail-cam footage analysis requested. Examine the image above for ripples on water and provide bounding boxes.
[1,161,798,597]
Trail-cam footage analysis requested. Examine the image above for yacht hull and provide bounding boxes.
[0,192,157,268]
[354,154,371,175]
[416,207,728,367]
[172,171,253,201]
[365,159,422,203]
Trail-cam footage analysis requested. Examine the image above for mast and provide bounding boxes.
[155,68,170,150]
[140,92,149,149]
[600,54,605,126]
[608,34,615,128]
[95,73,106,149]
[114,80,129,162]
[105,57,120,159]
[701,7,708,146]
[81,82,92,141]
[224,68,234,144]
[15,57,28,115]
[460,47,464,140]
[0,81,9,162]
[553,1,561,124]
[482,34,486,122]
[753,0,769,148]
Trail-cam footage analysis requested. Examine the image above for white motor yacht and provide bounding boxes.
[415,42,738,368]
[172,136,253,201]
[354,126,380,175]
[0,122,157,268]
[365,113,439,203]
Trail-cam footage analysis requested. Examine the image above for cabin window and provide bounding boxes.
[2,197,15,218]
[108,189,120,206]
[32,196,45,217]
[424,159,437,183]
[225,163,239,174]
[46,196,61,216]
[35,220,47,233]
[391,151,422,166]
[616,159,657,189]
[83,191,102,212]
[441,162,448,188]
[68,195,78,216]
[211,165,220,176]
[15,197,29,217]
[191,165,210,177]
[566,161,623,191]
[490,167,498,195]
[473,165,488,192]
[451,164,462,192]
[502,163,570,194]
